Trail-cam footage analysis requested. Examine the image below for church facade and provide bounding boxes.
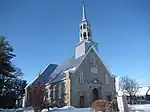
[24,1,116,108]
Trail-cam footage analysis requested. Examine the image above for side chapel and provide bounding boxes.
[24,1,116,108]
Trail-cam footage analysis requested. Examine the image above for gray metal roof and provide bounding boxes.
[31,64,58,86]
[28,55,85,87]
[48,55,85,83]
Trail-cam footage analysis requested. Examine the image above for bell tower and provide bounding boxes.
[75,0,98,59]
[79,0,92,42]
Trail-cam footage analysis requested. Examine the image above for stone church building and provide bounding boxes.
[24,1,116,108]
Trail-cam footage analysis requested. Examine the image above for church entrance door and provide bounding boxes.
[92,88,98,102]
[79,95,84,108]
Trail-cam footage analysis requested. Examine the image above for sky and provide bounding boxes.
[0,0,150,85]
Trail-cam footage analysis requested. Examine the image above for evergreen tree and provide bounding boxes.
[0,36,16,96]
[0,36,27,108]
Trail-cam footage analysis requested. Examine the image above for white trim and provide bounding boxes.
[75,45,113,78]
[64,70,69,74]
[64,67,76,74]
[60,78,67,81]
[25,75,39,89]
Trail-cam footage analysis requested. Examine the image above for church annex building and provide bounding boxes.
[24,1,116,108]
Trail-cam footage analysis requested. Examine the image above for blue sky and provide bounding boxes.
[0,0,150,85]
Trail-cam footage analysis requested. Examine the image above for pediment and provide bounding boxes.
[75,45,113,79]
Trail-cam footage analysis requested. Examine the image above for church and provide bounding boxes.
[24,1,116,108]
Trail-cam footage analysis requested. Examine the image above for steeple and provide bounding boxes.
[75,0,99,59]
[79,0,92,42]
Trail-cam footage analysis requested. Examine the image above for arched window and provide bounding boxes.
[58,84,61,98]
[83,32,87,39]
[45,90,49,101]
[88,32,91,37]
[53,85,56,100]
[83,24,86,29]
[84,37,87,39]
[105,74,109,84]
[79,72,84,84]
[80,25,82,30]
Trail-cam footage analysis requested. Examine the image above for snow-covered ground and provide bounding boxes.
[1,105,150,112]
[0,106,93,112]
[128,104,150,112]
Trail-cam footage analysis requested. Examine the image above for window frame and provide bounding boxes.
[79,72,84,84]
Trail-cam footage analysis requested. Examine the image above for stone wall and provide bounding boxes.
[65,71,71,106]
[44,80,67,107]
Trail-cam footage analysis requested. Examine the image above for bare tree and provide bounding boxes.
[30,74,45,112]
[30,86,44,112]
[121,76,139,104]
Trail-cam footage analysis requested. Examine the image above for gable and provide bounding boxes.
[75,45,113,78]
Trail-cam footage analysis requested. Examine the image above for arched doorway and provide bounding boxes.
[79,95,84,108]
[93,88,98,102]
[107,94,112,101]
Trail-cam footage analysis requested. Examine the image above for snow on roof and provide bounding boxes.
[136,86,150,96]
[49,55,84,83]
[64,67,76,73]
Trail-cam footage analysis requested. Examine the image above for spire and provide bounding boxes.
[82,0,87,21]
[76,0,99,59]
[79,0,92,42]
